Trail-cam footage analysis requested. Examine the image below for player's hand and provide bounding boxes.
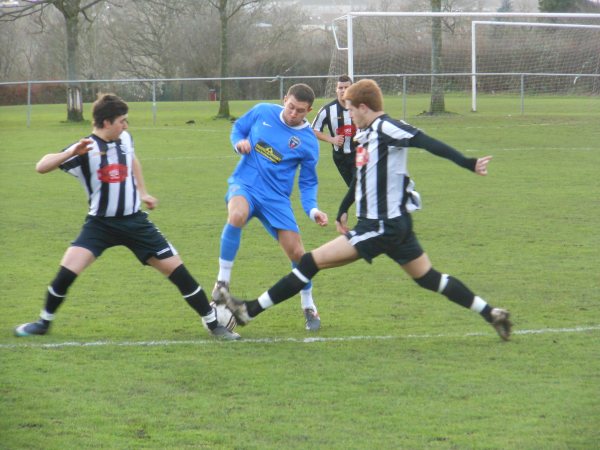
[235,140,251,154]
[335,213,349,234]
[475,155,493,176]
[141,194,158,210]
[72,138,94,156]
[333,135,345,146]
[314,210,328,227]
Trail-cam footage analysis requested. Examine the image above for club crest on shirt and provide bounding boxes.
[288,136,300,149]
[355,145,369,167]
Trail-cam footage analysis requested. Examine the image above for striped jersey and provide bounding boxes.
[353,114,420,220]
[59,131,141,217]
[312,99,357,154]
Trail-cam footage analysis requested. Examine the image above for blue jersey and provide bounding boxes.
[229,103,320,216]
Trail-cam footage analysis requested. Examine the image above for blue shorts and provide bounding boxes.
[72,211,178,264]
[226,181,299,239]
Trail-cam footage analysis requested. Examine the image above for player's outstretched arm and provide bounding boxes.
[474,155,493,176]
[36,138,93,174]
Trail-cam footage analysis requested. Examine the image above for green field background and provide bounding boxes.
[1,96,599,449]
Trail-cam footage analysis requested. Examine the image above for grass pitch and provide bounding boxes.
[0,97,599,449]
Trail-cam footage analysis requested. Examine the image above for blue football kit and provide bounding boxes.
[226,102,320,236]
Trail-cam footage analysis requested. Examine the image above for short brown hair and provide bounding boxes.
[286,83,315,106]
[343,79,383,112]
[92,93,128,128]
[338,74,353,84]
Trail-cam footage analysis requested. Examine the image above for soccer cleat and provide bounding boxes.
[490,308,512,341]
[217,287,253,326]
[14,319,50,337]
[210,324,241,340]
[211,280,230,302]
[303,308,321,331]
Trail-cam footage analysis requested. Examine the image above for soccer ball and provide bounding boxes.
[203,301,237,332]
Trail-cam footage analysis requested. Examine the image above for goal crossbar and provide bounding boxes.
[332,12,600,81]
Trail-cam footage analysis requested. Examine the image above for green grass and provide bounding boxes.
[1,98,599,449]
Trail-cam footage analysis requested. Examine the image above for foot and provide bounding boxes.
[303,308,321,331]
[14,319,50,337]
[210,324,241,340]
[217,287,252,326]
[211,280,230,302]
[490,308,512,341]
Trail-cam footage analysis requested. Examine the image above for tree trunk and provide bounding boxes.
[429,0,446,114]
[64,3,83,122]
[217,1,230,119]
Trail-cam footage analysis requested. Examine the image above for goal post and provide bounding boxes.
[329,11,600,115]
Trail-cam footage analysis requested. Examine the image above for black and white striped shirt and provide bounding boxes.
[312,99,357,154]
[354,115,419,220]
[59,131,141,217]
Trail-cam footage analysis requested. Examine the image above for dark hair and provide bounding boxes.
[92,93,128,128]
[338,74,353,84]
[343,79,383,112]
[286,83,315,106]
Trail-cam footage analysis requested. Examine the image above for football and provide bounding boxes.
[203,301,237,332]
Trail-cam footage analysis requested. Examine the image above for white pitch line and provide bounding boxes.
[1,325,598,350]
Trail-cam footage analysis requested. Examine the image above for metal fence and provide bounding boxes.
[2,73,599,126]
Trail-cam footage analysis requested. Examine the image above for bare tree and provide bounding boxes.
[429,0,447,114]
[207,0,260,119]
[1,0,105,121]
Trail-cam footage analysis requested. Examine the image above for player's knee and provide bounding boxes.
[289,248,306,263]
[227,212,247,228]
[414,268,445,293]
[296,252,319,280]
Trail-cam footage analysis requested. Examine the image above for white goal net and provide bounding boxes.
[328,12,600,113]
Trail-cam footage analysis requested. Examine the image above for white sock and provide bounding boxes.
[258,292,274,309]
[470,296,487,313]
[40,309,55,321]
[217,258,233,283]
[300,288,317,311]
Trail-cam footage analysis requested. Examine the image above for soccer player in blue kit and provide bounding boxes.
[212,83,329,331]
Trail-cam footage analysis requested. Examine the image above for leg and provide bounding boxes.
[222,236,359,325]
[149,255,239,340]
[213,195,250,300]
[15,246,95,337]
[402,253,512,341]
[278,229,320,330]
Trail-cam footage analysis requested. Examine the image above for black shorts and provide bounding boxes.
[71,211,178,264]
[345,215,423,265]
[332,150,356,187]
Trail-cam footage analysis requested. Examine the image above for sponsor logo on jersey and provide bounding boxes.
[255,140,282,163]
[97,163,128,183]
[262,121,272,127]
[288,136,300,149]
[336,124,357,137]
[355,145,369,167]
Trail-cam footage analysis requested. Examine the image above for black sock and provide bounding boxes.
[415,268,476,309]
[267,252,320,304]
[246,300,264,317]
[45,266,78,314]
[480,305,493,323]
[168,265,212,317]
